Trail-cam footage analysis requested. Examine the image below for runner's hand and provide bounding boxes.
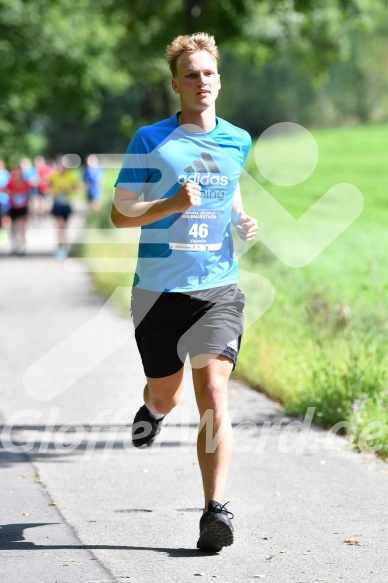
[172,182,202,212]
[235,212,258,241]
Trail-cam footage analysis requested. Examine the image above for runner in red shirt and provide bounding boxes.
[6,165,30,255]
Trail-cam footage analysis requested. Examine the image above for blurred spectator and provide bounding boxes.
[50,157,79,259]
[83,154,103,211]
[34,155,53,217]
[0,159,11,243]
[0,158,10,190]
[20,157,40,193]
[6,164,30,255]
[20,157,40,219]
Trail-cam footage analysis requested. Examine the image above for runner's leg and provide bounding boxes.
[18,216,27,252]
[11,217,17,252]
[14,218,23,250]
[192,354,234,509]
[144,367,185,415]
[56,216,67,247]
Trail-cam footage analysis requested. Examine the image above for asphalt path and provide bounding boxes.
[0,210,387,583]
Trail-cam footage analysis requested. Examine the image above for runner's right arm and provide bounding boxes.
[111,183,201,228]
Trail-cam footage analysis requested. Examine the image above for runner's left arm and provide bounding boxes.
[231,184,258,242]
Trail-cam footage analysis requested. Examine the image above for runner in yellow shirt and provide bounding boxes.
[50,159,79,259]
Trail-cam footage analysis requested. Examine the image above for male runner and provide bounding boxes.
[112,32,258,552]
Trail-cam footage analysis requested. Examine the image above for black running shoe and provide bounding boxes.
[197,500,234,552]
[132,404,165,448]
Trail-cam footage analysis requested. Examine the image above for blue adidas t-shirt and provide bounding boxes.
[115,113,251,292]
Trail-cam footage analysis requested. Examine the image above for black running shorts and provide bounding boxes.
[131,284,245,378]
[51,201,72,220]
[9,207,28,220]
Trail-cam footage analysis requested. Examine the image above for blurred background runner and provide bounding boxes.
[5,163,30,255]
[33,155,53,217]
[83,154,103,211]
[0,158,11,244]
[50,157,79,259]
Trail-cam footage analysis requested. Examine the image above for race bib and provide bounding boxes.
[55,193,69,205]
[169,209,224,251]
[13,194,28,208]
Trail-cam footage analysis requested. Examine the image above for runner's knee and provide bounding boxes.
[148,394,180,415]
[196,381,228,415]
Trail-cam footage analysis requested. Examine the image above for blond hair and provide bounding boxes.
[165,32,219,77]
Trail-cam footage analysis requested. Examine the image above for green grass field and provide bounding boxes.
[79,123,388,458]
[237,124,388,457]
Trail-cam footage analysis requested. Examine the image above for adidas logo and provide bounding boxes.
[226,338,239,351]
[177,152,229,187]
[184,151,220,173]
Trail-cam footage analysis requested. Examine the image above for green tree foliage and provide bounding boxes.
[217,2,388,134]
[0,0,382,160]
[0,0,127,160]
[320,14,388,124]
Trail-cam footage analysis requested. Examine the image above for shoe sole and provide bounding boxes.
[132,437,156,448]
[197,520,234,552]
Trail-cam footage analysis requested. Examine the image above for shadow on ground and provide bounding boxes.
[0,523,214,556]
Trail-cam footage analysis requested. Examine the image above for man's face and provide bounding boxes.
[172,50,221,112]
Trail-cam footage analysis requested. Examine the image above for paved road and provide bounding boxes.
[1,211,387,583]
